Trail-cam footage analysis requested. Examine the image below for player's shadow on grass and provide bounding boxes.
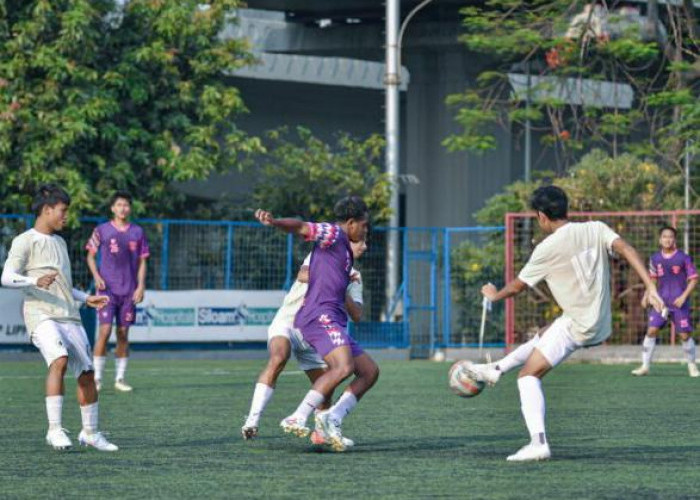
[290,433,523,456]
[555,444,700,463]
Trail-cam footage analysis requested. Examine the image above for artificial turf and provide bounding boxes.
[1,358,698,499]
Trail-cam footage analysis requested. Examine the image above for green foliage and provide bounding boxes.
[0,0,260,218]
[446,0,700,171]
[248,127,391,224]
[474,150,685,226]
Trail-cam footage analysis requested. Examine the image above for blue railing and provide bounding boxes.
[0,214,504,353]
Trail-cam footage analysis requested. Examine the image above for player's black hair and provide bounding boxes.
[659,225,677,237]
[334,195,368,222]
[530,185,568,221]
[110,190,133,206]
[31,184,71,217]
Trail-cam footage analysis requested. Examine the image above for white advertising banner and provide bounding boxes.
[123,289,286,343]
[0,289,29,344]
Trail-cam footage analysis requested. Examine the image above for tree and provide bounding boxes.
[0,0,261,218]
[444,0,699,175]
[248,126,391,224]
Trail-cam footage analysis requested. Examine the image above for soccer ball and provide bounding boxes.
[448,360,485,398]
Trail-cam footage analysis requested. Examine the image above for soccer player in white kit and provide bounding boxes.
[242,238,367,445]
[1,185,119,452]
[466,186,664,462]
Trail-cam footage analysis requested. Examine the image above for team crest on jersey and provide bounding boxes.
[672,265,681,275]
[656,264,664,277]
[318,314,332,325]
[109,238,119,253]
[129,241,138,251]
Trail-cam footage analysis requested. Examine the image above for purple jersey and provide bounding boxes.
[86,221,150,296]
[294,222,353,330]
[649,250,698,305]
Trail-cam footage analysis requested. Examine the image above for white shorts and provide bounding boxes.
[31,320,94,379]
[268,320,326,372]
[535,316,582,367]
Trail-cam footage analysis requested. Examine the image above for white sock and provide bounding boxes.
[517,376,547,446]
[80,402,99,434]
[93,356,106,381]
[328,391,358,424]
[115,357,128,381]
[291,390,325,422]
[245,383,274,427]
[46,395,63,430]
[682,338,696,364]
[641,336,656,368]
[496,335,540,374]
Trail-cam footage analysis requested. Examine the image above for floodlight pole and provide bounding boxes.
[385,0,435,319]
[385,0,400,320]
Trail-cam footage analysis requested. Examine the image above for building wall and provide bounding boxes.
[403,48,513,227]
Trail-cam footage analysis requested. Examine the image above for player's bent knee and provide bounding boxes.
[77,370,95,385]
[49,356,69,372]
[268,354,289,372]
[334,363,354,381]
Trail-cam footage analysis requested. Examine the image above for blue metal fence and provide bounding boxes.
[0,215,504,355]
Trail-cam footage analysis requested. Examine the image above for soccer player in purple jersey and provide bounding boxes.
[632,226,699,377]
[86,192,150,392]
[241,237,367,446]
[254,196,380,452]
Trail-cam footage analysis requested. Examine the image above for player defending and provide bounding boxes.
[632,226,699,377]
[86,191,150,392]
[466,185,663,462]
[1,185,118,451]
[241,238,367,444]
[254,196,380,452]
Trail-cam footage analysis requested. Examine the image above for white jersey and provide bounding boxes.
[271,253,363,327]
[3,229,82,334]
[518,221,620,345]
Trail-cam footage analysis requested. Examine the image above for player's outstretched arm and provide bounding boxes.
[481,279,528,303]
[612,238,664,312]
[85,294,109,310]
[1,265,57,289]
[255,209,310,238]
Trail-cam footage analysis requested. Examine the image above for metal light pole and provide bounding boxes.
[385,0,400,319]
[385,0,435,319]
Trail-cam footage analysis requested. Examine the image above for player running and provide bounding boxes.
[254,196,380,452]
[1,184,118,451]
[466,185,663,462]
[241,237,367,446]
[86,191,150,392]
[632,226,699,377]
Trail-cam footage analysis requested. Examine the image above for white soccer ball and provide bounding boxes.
[448,360,485,398]
[433,350,446,362]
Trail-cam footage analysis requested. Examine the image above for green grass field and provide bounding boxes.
[1,358,698,499]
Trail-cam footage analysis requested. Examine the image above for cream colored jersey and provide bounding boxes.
[271,253,363,327]
[518,221,620,345]
[4,229,82,334]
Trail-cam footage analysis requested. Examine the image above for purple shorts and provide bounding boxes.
[648,307,693,333]
[299,314,364,359]
[98,291,136,328]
